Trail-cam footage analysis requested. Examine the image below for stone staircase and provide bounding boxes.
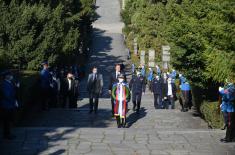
[1,0,235,154]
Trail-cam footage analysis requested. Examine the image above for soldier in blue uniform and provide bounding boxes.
[219,82,235,143]
[170,69,177,83]
[0,71,18,139]
[179,74,192,112]
[147,68,154,91]
[40,61,52,110]
[129,71,145,114]
[155,65,161,76]
[140,65,146,77]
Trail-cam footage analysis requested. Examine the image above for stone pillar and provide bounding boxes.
[122,0,125,10]
[140,50,145,66]
[134,38,138,55]
[148,49,155,67]
[162,45,171,70]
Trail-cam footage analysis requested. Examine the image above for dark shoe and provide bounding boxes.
[221,125,227,130]
[220,138,231,143]
[89,110,93,114]
[94,110,98,114]
[133,106,136,111]
[136,110,140,114]
[181,109,188,112]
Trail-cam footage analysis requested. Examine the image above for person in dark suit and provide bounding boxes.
[87,67,103,114]
[129,71,145,114]
[166,77,177,109]
[152,74,163,109]
[162,73,169,109]
[61,73,77,108]
[109,64,126,116]
[0,71,18,140]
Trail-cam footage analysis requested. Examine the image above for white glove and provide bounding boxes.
[15,100,19,108]
[219,87,224,92]
[16,82,20,88]
[50,83,54,88]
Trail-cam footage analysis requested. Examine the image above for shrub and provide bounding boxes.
[200,101,224,129]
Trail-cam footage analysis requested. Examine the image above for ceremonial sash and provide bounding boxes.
[113,83,128,118]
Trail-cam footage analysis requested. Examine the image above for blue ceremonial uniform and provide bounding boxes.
[170,70,177,83]
[147,70,154,91]
[219,84,235,142]
[0,80,17,110]
[40,68,52,89]
[180,76,191,91]
[141,68,145,77]
[0,79,17,139]
[179,75,192,111]
[40,68,52,110]
[220,85,235,113]
[147,70,153,82]
[156,67,161,76]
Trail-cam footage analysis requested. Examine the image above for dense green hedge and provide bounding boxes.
[200,101,223,129]
[0,0,96,70]
[122,0,235,86]
[14,70,40,123]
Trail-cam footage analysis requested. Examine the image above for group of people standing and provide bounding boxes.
[39,61,85,110]
[86,62,193,128]
[132,64,192,112]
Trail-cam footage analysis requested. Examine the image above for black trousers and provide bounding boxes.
[111,98,115,115]
[1,109,15,137]
[180,90,191,110]
[154,93,162,109]
[89,93,99,112]
[223,112,228,126]
[132,93,142,111]
[62,91,76,108]
[168,96,175,109]
[41,88,51,110]
[116,116,126,127]
[225,112,235,141]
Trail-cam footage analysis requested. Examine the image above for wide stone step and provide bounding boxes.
[1,127,235,155]
[18,107,208,130]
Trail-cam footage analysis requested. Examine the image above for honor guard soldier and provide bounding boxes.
[219,82,235,143]
[129,71,145,114]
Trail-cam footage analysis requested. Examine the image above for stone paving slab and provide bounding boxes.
[1,0,234,155]
[1,128,235,155]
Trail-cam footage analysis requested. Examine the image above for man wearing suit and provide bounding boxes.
[152,74,163,109]
[61,73,77,108]
[109,64,126,116]
[87,67,103,114]
[166,77,177,109]
[129,71,145,114]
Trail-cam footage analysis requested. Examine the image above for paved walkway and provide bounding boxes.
[1,0,235,155]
